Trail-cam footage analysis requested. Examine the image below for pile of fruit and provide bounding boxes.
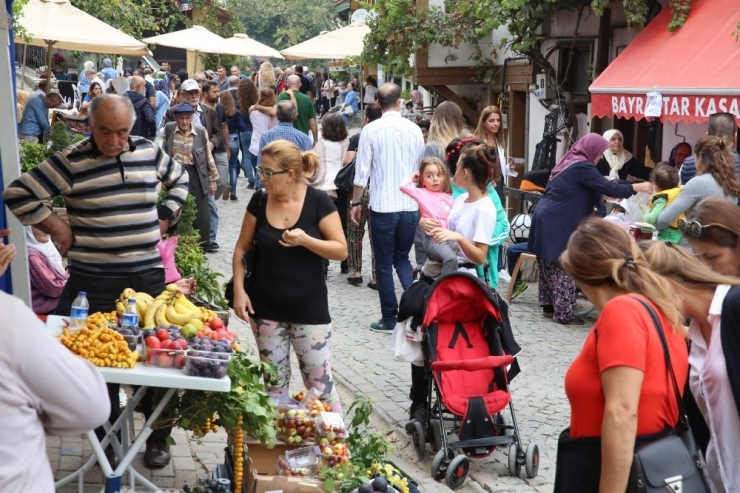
[143,327,189,368]
[316,412,350,468]
[276,408,315,444]
[57,312,139,368]
[277,446,322,477]
[185,412,220,438]
[116,285,219,329]
[366,464,411,493]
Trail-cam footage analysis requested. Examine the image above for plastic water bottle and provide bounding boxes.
[121,299,139,333]
[70,291,89,330]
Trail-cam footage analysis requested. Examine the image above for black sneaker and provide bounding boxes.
[405,402,428,432]
[206,242,220,253]
[247,183,255,190]
[230,194,238,201]
[543,304,554,318]
[370,319,394,333]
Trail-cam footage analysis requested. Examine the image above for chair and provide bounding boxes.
[505,252,537,303]
[71,83,81,110]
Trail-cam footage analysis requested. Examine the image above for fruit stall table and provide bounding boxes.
[46,315,231,493]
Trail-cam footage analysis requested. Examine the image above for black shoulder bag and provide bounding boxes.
[334,156,356,193]
[224,189,265,308]
[627,298,710,493]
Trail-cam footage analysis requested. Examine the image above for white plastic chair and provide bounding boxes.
[72,83,81,110]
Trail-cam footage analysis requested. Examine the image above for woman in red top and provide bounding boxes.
[555,219,689,492]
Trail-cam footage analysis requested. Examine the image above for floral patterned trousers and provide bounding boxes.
[346,189,375,276]
[251,318,342,413]
[537,258,577,324]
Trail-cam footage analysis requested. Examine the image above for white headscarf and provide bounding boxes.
[602,129,633,180]
[25,227,65,276]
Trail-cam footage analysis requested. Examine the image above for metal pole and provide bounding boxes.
[20,44,27,90]
[46,39,52,95]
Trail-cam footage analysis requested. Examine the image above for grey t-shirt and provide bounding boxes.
[655,173,737,230]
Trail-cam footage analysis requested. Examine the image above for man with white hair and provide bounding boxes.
[101,58,117,82]
[3,94,189,470]
[78,60,95,94]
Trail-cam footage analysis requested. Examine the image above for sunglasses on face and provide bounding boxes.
[255,166,288,179]
[677,218,722,237]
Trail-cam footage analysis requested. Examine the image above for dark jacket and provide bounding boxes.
[528,161,635,262]
[596,156,651,181]
[680,151,740,184]
[126,91,156,139]
[162,122,210,196]
[165,103,223,152]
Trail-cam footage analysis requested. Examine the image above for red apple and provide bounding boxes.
[173,354,186,369]
[145,336,161,349]
[155,329,169,341]
[210,317,224,330]
[159,353,174,368]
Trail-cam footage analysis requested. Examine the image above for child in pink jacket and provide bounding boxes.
[401,157,458,275]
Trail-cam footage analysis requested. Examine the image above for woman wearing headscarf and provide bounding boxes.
[596,129,651,181]
[26,226,68,315]
[668,142,693,169]
[153,79,170,128]
[527,133,653,325]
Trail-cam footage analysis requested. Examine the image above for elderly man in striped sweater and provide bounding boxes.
[3,93,189,468]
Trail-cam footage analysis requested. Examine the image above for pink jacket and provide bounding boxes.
[400,176,454,228]
[28,249,68,315]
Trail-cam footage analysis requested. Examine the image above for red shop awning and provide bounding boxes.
[589,0,740,124]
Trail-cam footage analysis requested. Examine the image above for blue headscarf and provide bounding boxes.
[154,78,168,97]
[123,67,133,77]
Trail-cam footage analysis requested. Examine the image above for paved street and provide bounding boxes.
[47,174,599,493]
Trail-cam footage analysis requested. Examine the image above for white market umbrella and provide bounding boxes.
[15,0,149,56]
[224,33,284,60]
[143,26,256,59]
[280,21,370,60]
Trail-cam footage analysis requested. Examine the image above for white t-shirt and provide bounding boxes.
[448,193,496,272]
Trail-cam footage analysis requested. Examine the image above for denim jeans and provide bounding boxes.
[506,242,531,282]
[228,134,241,193]
[240,131,253,183]
[209,195,219,244]
[250,152,263,188]
[213,151,228,197]
[369,210,420,326]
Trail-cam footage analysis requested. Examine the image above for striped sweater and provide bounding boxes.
[3,137,189,276]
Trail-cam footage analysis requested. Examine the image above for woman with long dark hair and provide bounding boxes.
[237,78,259,188]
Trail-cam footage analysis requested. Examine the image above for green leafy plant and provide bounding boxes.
[19,141,48,172]
[48,122,72,155]
[156,352,278,446]
[319,397,395,493]
[192,264,229,311]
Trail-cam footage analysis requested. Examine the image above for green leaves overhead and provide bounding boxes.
[237,0,338,50]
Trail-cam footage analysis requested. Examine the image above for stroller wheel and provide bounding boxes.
[525,443,539,478]
[411,421,427,458]
[430,419,443,452]
[444,455,469,490]
[495,413,512,436]
[431,448,454,480]
[507,443,522,477]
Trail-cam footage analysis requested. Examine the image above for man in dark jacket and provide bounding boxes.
[681,112,740,184]
[125,76,156,139]
[164,79,223,153]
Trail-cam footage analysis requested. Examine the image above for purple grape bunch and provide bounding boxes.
[184,337,233,379]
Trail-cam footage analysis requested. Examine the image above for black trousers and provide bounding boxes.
[410,364,429,405]
[185,166,211,248]
[55,268,170,444]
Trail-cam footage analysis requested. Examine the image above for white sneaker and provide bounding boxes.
[498,269,512,283]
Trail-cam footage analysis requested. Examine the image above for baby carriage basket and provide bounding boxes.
[410,272,539,489]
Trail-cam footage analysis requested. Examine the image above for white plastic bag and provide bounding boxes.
[391,319,424,366]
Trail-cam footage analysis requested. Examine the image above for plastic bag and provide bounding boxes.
[391,319,424,366]
[157,236,181,283]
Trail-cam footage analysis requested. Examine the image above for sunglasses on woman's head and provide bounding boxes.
[677,218,722,237]
[255,166,288,179]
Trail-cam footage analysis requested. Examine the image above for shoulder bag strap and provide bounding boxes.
[633,297,689,430]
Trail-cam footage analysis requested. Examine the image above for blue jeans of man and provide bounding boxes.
[208,195,219,244]
[240,131,253,184]
[369,210,420,326]
[506,241,531,281]
[228,134,241,193]
[250,152,263,188]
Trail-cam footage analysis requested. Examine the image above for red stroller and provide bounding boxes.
[409,272,539,489]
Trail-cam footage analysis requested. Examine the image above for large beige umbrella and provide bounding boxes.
[15,0,149,56]
[224,34,284,60]
[280,21,370,60]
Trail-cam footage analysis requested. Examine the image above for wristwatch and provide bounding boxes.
[350,201,361,207]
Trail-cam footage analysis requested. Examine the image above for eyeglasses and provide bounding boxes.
[677,218,723,237]
[195,79,206,83]
[255,166,288,179]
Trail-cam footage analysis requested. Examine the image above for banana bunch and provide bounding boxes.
[116,288,155,322]
[141,284,204,328]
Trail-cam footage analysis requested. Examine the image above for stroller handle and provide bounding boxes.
[430,355,514,372]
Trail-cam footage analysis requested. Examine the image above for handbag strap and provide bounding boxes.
[632,297,690,431]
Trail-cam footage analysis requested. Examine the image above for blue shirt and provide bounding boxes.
[154,91,170,128]
[18,95,51,136]
[78,73,91,94]
[343,90,359,113]
[257,122,312,166]
[101,67,118,82]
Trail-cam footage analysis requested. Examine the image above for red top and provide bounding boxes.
[565,295,688,439]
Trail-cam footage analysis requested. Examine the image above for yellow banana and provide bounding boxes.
[165,304,198,326]
[116,301,126,318]
[176,294,200,313]
[154,302,169,327]
[133,297,149,321]
[166,283,181,293]
[121,288,136,299]
[133,292,154,304]
[173,298,193,315]
[154,291,174,303]
[143,300,165,328]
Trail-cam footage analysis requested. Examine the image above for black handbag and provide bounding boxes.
[334,157,356,193]
[627,298,710,493]
[224,190,265,309]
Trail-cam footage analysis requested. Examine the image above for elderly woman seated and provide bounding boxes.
[26,226,68,316]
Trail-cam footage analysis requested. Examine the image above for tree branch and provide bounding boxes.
[558,5,584,91]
